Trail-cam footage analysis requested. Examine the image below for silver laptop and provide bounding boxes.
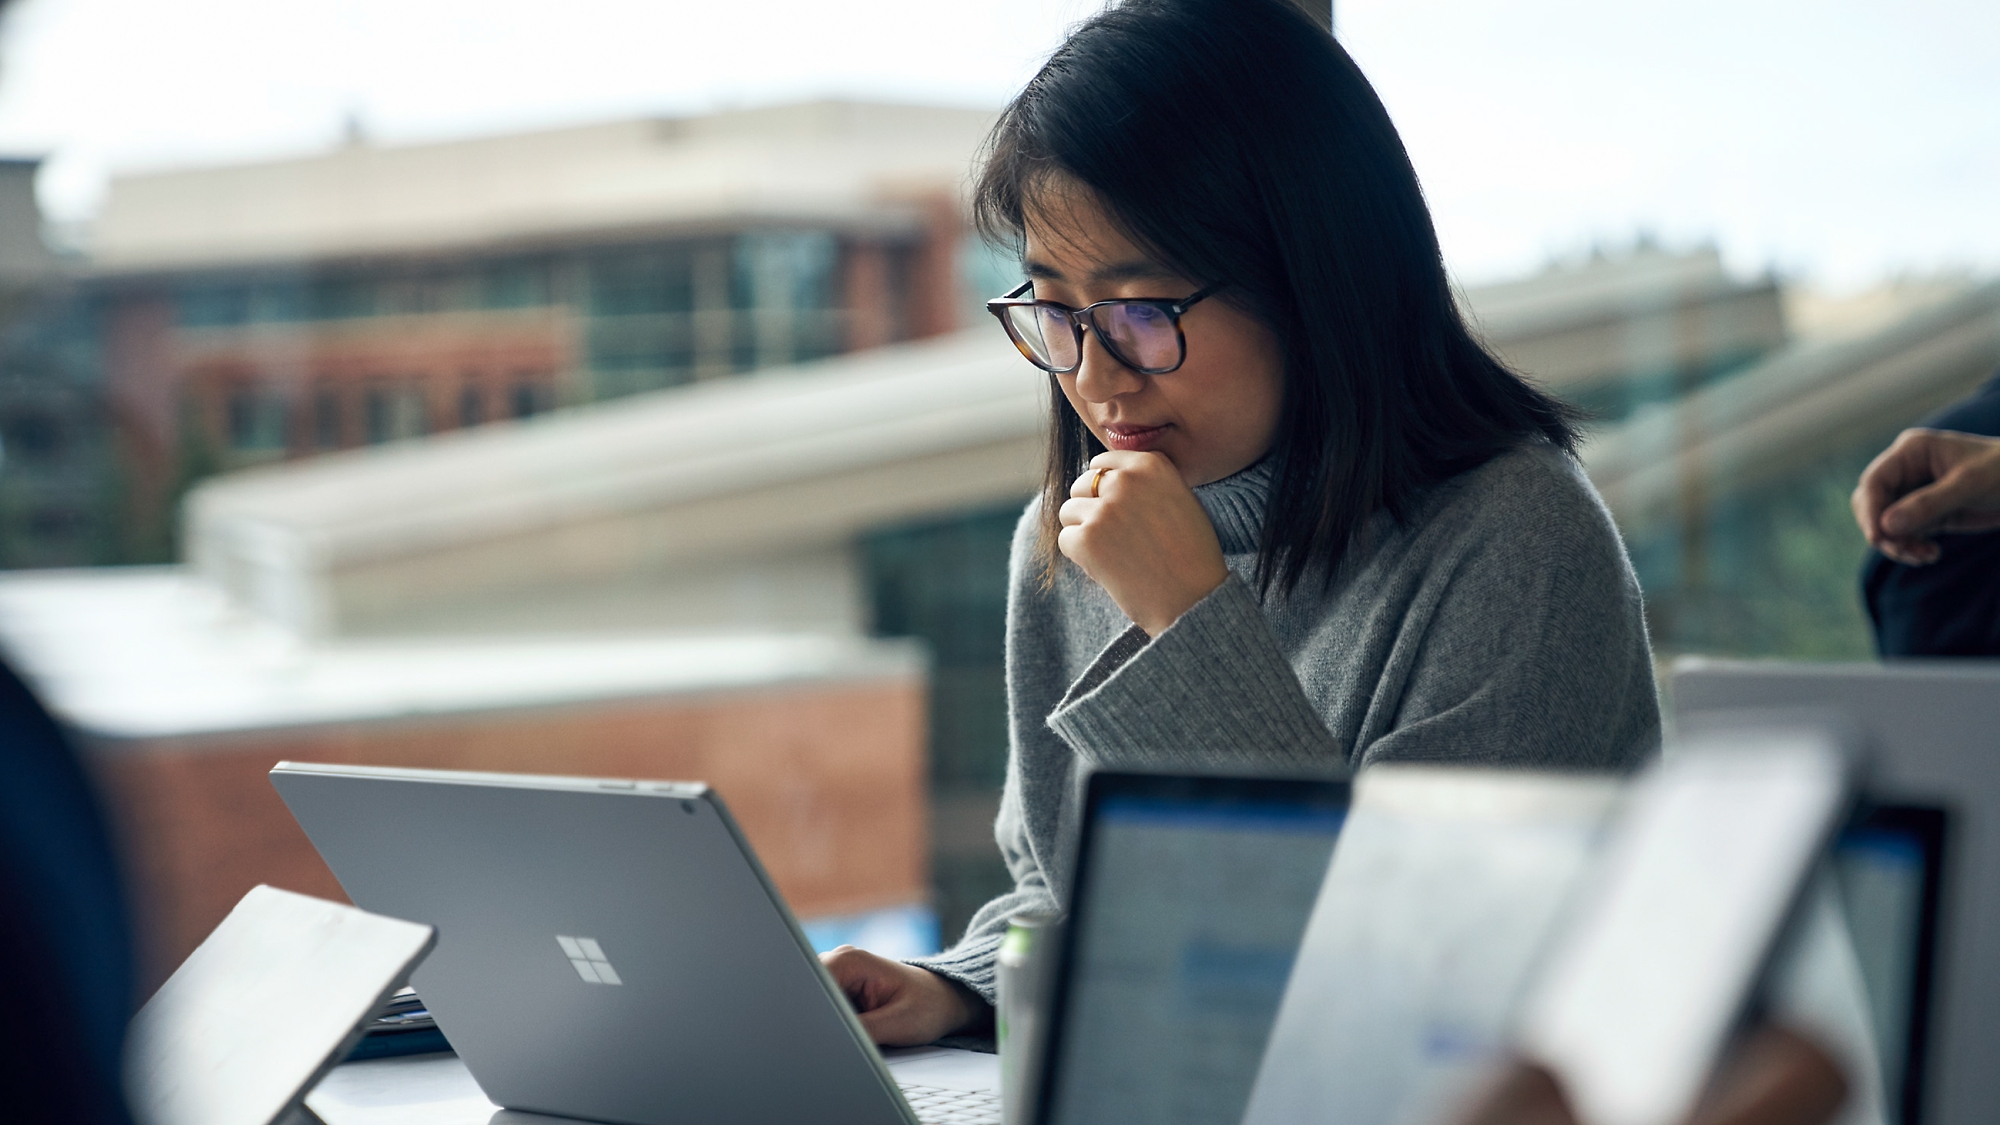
[1672,659,2000,1125]
[270,761,997,1125]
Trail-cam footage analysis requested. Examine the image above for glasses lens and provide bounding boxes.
[1095,302,1182,372]
[1004,304,1079,370]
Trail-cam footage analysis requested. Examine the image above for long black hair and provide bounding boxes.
[976,0,1580,593]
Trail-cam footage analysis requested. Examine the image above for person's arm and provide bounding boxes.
[1051,447,1659,775]
[1851,427,2000,565]
[1046,448,1345,773]
[820,782,1051,1045]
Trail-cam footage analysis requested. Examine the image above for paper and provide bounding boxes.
[1242,768,1620,1125]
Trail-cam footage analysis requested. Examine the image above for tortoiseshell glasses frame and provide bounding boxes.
[985,279,1229,376]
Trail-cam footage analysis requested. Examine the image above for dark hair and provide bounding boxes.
[975,0,1580,593]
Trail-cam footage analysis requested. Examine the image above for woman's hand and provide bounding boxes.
[1057,451,1231,636]
[820,946,984,1046]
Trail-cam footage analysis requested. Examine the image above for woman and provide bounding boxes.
[824,0,1660,1045]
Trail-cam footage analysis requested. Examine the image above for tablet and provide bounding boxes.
[1514,725,1855,1125]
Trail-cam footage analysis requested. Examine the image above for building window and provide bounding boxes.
[960,236,1019,311]
[375,274,465,316]
[586,319,694,378]
[225,388,288,451]
[311,276,378,319]
[589,248,694,316]
[179,283,253,327]
[509,381,551,419]
[26,506,85,538]
[364,385,427,444]
[734,231,838,313]
[253,278,310,322]
[459,384,484,428]
[312,388,343,450]
[732,231,842,370]
[482,259,552,309]
[0,409,62,464]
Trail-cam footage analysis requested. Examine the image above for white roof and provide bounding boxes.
[0,568,920,741]
[90,100,998,273]
[1465,244,1755,340]
[185,328,1045,632]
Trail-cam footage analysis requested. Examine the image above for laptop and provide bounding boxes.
[270,761,996,1125]
[1026,770,1352,1125]
[1672,659,1993,1125]
[1833,802,1950,1125]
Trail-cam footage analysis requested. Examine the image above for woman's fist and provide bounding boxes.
[1057,451,1231,636]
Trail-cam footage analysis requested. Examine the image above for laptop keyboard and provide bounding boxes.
[900,1083,1001,1124]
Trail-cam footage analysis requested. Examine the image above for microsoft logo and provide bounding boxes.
[557,935,623,985]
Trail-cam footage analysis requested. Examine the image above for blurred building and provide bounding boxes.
[77,100,1002,558]
[0,156,109,569]
[0,566,931,985]
[1465,241,1787,423]
[1588,277,2000,656]
[4,94,1995,966]
[0,100,1006,976]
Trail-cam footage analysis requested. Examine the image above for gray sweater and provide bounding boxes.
[910,441,1661,1005]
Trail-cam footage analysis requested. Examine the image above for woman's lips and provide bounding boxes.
[1100,423,1171,452]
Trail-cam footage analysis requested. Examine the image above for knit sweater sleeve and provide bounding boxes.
[903,777,1057,1008]
[1045,578,1347,776]
[1045,448,1658,775]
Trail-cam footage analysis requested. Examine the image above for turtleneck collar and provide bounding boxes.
[1192,457,1274,555]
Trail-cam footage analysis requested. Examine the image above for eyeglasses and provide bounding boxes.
[986,280,1227,376]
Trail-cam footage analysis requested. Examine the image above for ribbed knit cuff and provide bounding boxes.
[905,929,1005,1007]
[1046,577,1344,775]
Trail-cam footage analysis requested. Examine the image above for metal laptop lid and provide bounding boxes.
[124,884,435,1125]
[269,761,910,1125]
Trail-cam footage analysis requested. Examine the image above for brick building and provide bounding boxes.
[78,100,1002,553]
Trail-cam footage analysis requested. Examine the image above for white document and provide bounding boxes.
[1241,768,1621,1125]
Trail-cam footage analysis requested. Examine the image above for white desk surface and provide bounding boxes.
[306,1047,1000,1124]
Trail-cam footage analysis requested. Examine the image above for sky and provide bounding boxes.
[0,0,1993,289]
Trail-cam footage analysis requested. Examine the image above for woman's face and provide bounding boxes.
[1023,187,1285,488]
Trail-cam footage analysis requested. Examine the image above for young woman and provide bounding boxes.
[823,0,1660,1045]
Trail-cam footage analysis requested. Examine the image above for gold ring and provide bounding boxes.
[1089,467,1108,498]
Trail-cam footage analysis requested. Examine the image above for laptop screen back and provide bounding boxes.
[1038,773,1350,1125]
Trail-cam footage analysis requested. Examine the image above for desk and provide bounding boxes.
[306,1047,1002,1124]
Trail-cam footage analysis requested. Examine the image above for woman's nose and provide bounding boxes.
[1071,327,1145,402]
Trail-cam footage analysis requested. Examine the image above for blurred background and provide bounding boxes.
[0,0,1994,985]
